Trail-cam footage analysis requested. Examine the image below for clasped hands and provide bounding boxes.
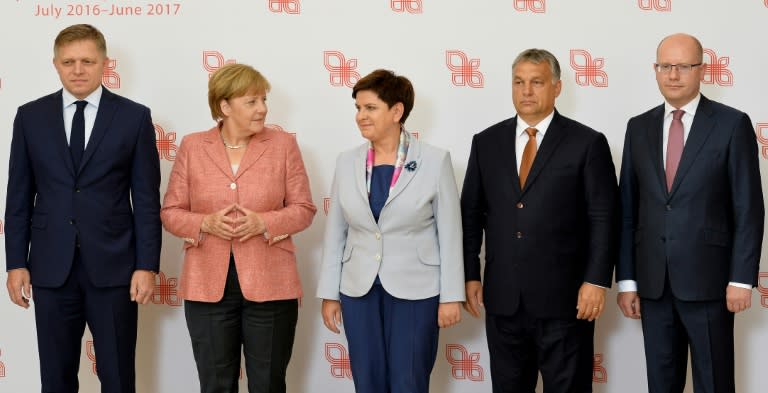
[201,204,266,242]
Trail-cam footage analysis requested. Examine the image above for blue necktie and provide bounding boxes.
[70,100,87,169]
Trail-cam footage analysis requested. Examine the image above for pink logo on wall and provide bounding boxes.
[593,353,607,383]
[324,51,361,88]
[391,0,423,13]
[445,344,484,381]
[0,219,4,235]
[411,131,420,140]
[701,49,733,86]
[203,51,236,78]
[570,49,608,87]
[154,124,178,161]
[102,59,120,89]
[445,50,484,88]
[0,348,5,378]
[323,197,331,216]
[269,0,301,14]
[757,272,768,307]
[764,0,767,7]
[513,0,546,13]
[86,341,97,375]
[755,123,768,159]
[325,342,353,379]
[638,0,671,11]
[152,271,181,306]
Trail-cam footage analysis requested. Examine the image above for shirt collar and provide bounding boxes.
[62,85,103,109]
[516,110,555,137]
[664,93,700,118]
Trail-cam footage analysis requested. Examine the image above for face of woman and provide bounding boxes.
[220,90,268,134]
[354,90,402,143]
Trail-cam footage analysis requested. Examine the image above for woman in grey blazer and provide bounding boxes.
[317,69,465,393]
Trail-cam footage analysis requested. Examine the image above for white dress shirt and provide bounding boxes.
[62,86,102,147]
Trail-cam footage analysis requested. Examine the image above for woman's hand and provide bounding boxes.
[232,204,267,242]
[438,301,462,328]
[201,204,237,240]
[321,299,343,334]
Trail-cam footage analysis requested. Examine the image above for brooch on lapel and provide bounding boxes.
[405,161,417,172]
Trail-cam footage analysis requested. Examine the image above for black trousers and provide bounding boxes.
[184,256,298,393]
[34,250,137,393]
[486,304,594,393]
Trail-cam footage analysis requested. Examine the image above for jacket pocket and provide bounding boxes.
[417,244,440,266]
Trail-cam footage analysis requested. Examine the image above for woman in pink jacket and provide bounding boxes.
[161,63,316,393]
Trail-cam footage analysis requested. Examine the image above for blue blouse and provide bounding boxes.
[369,165,394,223]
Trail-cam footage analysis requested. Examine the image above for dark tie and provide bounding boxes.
[519,127,537,188]
[665,110,685,191]
[70,100,88,169]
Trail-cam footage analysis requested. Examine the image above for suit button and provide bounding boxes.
[375,254,381,261]
[661,236,666,243]
[230,182,237,190]
[516,231,523,238]
[75,188,80,193]
[375,232,381,240]
[70,219,75,225]
[516,202,524,209]
[666,204,672,211]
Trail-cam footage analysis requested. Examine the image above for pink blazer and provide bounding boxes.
[161,126,316,302]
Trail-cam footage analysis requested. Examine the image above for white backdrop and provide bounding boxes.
[1,1,767,392]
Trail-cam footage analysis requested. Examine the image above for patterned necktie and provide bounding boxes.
[70,100,88,169]
[519,127,537,188]
[665,109,685,191]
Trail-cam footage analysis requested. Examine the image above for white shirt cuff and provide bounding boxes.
[728,282,752,290]
[617,280,638,292]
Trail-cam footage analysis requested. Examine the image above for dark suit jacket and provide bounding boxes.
[461,110,618,319]
[5,87,162,288]
[616,95,764,300]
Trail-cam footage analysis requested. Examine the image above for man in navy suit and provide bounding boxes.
[616,33,764,393]
[4,24,161,392]
[461,49,618,392]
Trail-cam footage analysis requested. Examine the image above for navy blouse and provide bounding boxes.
[369,165,394,223]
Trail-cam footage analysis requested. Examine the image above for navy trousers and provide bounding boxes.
[340,281,440,393]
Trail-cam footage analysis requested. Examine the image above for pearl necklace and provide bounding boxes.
[221,133,248,149]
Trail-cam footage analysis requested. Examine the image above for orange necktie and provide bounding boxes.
[519,127,537,188]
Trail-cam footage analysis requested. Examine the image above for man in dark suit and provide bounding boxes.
[4,24,161,392]
[616,33,763,393]
[461,48,618,392]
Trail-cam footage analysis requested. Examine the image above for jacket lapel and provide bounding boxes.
[233,128,271,179]
[202,127,235,180]
[79,87,114,174]
[384,134,421,206]
[669,96,716,196]
[502,118,523,196]
[520,111,565,195]
[51,91,76,176]
[644,104,667,195]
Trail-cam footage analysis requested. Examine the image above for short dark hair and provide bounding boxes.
[352,69,414,124]
[512,48,561,82]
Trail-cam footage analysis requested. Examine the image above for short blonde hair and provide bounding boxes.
[208,64,271,120]
[54,24,107,57]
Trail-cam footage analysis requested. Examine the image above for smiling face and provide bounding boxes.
[53,39,108,99]
[220,90,268,135]
[512,60,561,126]
[655,34,705,108]
[354,90,403,143]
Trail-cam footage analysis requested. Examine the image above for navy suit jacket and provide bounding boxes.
[461,111,618,318]
[5,87,162,288]
[616,95,764,300]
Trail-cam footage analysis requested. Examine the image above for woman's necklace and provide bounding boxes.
[221,133,248,149]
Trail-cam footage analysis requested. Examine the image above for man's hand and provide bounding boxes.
[130,270,156,304]
[438,302,462,328]
[726,285,752,313]
[321,299,343,334]
[6,268,32,309]
[463,280,483,318]
[617,291,641,319]
[576,283,606,321]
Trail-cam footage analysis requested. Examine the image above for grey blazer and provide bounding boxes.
[317,135,465,302]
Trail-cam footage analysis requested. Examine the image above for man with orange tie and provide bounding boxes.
[616,33,764,393]
[461,48,618,392]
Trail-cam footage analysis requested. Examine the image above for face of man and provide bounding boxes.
[53,39,107,99]
[512,61,561,126]
[655,34,705,108]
